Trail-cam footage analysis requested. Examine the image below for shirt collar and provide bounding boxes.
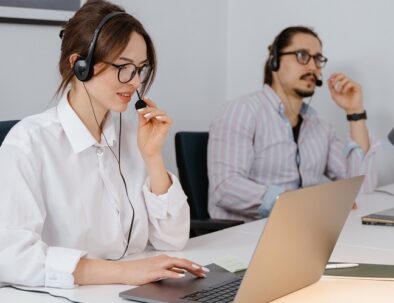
[263,84,284,113]
[262,84,316,118]
[57,92,117,154]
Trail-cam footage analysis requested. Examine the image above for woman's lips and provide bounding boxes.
[117,92,132,103]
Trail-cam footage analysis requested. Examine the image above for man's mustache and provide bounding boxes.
[300,73,319,82]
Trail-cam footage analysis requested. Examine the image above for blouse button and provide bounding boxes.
[96,147,104,156]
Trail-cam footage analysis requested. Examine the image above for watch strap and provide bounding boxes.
[347,110,367,121]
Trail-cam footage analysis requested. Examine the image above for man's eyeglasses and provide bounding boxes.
[103,61,151,84]
[279,50,328,69]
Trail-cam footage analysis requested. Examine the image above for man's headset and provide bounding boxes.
[269,36,281,72]
[269,35,323,87]
[269,31,323,189]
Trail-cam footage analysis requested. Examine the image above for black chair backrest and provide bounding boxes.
[0,120,19,146]
[175,132,209,220]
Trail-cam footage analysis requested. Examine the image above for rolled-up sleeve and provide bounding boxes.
[0,145,86,288]
[142,172,189,251]
[325,126,380,193]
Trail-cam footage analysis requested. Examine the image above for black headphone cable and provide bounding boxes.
[83,83,135,261]
[0,285,82,303]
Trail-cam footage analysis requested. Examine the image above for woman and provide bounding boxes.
[0,0,207,288]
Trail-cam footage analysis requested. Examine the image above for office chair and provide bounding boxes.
[0,120,19,146]
[175,131,244,237]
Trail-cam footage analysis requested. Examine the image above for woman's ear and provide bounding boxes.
[69,53,80,69]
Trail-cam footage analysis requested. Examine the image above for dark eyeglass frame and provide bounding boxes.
[279,50,328,68]
[103,61,151,84]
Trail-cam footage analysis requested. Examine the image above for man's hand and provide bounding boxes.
[328,73,364,114]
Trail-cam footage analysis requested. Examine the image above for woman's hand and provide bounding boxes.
[135,97,173,194]
[136,98,172,159]
[118,255,209,285]
[74,255,209,286]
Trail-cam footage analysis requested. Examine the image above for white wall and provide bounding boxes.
[0,0,228,174]
[227,0,394,185]
[1,0,393,184]
[0,22,61,118]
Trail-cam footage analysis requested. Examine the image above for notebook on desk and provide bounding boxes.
[119,176,364,303]
[324,263,394,280]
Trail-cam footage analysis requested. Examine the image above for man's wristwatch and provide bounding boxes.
[346,110,367,121]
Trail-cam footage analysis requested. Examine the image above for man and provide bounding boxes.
[208,26,379,222]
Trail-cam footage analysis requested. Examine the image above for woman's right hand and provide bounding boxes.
[117,254,209,285]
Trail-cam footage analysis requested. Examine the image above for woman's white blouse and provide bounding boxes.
[0,94,189,288]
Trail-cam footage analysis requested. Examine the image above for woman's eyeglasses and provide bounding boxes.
[103,61,151,83]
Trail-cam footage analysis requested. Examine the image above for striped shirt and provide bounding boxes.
[208,85,379,222]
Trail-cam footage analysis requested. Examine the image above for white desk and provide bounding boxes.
[1,188,394,303]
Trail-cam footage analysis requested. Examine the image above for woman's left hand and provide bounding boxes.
[136,97,172,159]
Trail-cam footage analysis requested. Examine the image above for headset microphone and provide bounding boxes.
[315,76,323,87]
[135,91,147,110]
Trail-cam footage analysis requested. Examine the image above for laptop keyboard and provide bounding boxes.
[182,277,242,303]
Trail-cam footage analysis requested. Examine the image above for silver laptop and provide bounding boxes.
[120,176,364,303]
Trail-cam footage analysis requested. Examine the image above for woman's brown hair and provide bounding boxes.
[56,0,156,96]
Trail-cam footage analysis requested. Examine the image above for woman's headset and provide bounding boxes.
[73,11,126,82]
[73,11,138,260]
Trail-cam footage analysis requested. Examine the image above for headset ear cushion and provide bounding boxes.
[73,59,90,81]
[270,55,279,72]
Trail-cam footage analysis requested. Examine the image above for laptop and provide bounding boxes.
[120,176,364,303]
[362,183,394,226]
[362,207,394,226]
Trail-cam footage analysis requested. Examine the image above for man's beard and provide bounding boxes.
[295,88,315,98]
[295,72,317,98]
